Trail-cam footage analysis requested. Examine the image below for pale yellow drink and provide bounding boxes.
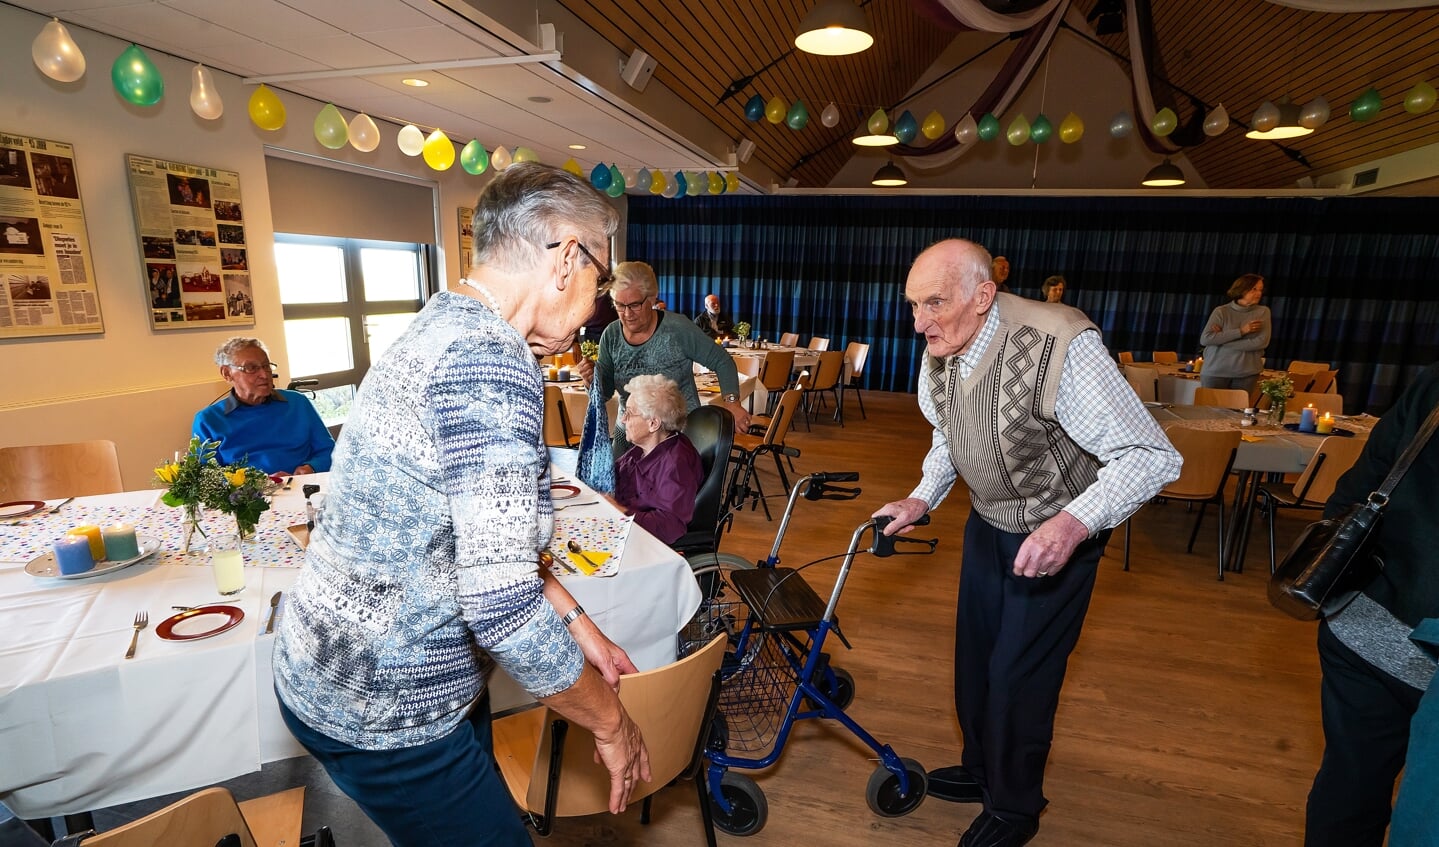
[210,533,245,595]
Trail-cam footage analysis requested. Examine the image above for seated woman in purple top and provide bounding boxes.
[610,374,704,545]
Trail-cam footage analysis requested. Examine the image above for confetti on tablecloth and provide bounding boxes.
[547,515,632,578]
[1,503,309,567]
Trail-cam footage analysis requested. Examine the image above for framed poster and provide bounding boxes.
[457,205,474,278]
[125,154,253,330]
[0,130,103,338]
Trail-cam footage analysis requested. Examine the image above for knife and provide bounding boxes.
[265,591,282,634]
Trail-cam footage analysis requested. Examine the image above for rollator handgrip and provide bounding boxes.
[871,514,938,557]
[804,471,863,501]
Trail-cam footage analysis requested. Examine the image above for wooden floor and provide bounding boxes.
[543,389,1326,846]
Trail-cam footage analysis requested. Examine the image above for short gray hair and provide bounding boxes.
[214,336,268,366]
[611,261,658,301]
[468,163,619,276]
[623,374,688,432]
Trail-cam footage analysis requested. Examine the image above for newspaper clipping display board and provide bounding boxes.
[0,130,103,339]
[125,154,254,331]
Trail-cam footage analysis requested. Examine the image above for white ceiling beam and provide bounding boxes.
[245,52,561,84]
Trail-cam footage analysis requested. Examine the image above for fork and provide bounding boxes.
[125,611,148,660]
[555,501,598,511]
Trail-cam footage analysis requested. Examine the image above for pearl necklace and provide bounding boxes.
[459,278,502,315]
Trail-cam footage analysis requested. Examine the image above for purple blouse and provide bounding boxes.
[614,432,704,544]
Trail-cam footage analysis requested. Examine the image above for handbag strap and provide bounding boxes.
[1367,398,1439,508]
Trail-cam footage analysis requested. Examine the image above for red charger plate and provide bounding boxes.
[0,500,46,519]
[157,605,245,641]
[551,483,581,501]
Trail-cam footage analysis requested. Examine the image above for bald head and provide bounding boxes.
[905,239,997,359]
[912,239,994,300]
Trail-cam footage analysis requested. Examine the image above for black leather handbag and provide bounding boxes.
[1269,402,1439,620]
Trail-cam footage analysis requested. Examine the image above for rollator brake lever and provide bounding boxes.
[804,471,861,501]
[870,514,938,557]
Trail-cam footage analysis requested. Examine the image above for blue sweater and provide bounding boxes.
[193,389,334,474]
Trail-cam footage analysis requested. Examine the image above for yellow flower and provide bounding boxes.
[155,463,179,484]
[224,467,247,487]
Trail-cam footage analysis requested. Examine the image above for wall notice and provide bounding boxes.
[0,131,103,338]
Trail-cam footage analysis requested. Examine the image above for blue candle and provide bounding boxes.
[53,535,96,575]
[1299,405,1317,432]
[102,523,141,560]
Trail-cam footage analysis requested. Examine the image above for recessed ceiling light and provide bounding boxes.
[401,78,429,87]
[528,96,552,104]
[568,144,587,150]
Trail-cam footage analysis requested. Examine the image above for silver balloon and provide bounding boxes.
[189,64,223,120]
[1109,111,1134,138]
[953,112,979,145]
[32,18,86,83]
[1202,103,1229,137]
[1251,101,1280,132]
[1299,96,1330,129]
[820,102,840,128]
[635,168,652,192]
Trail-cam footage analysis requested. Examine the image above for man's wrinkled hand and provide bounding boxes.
[872,497,930,535]
[1012,511,1088,578]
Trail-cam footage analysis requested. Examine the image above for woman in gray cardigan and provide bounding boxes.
[1199,273,1271,399]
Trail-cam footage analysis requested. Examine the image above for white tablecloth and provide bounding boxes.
[0,474,700,817]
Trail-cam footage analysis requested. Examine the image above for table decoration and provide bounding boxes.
[101,521,141,560]
[1299,404,1317,432]
[1259,375,1294,426]
[155,437,278,550]
[1316,412,1335,434]
[65,524,105,560]
[52,534,95,574]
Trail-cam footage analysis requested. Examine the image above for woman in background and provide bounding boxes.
[610,374,703,544]
[1041,275,1066,303]
[1199,273,1271,399]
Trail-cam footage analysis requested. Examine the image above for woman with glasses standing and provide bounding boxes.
[577,261,750,455]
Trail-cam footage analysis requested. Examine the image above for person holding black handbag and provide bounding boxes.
[1305,362,1439,847]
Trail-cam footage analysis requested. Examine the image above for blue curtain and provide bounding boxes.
[627,195,1439,413]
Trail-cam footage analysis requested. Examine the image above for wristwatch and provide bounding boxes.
[723,393,740,403]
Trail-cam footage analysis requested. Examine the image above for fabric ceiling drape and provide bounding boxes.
[1263,0,1438,9]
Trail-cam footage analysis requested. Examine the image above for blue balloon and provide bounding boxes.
[895,110,920,145]
[635,168,653,191]
[674,171,688,198]
[744,94,765,122]
[590,163,612,190]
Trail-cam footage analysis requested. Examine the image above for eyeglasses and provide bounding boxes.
[546,239,614,296]
[613,296,652,313]
[229,362,276,375]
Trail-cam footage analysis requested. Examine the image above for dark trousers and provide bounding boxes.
[278,692,531,847]
[1305,622,1424,847]
[954,513,1108,823]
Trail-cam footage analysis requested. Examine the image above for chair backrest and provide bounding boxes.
[542,385,574,447]
[1152,351,1179,364]
[520,634,728,816]
[778,332,799,347]
[1118,351,1135,365]
[792,369,812,391]
[1288,360,1329,374]
[843,341,871,381]
[809,350,844,391]
[1290,435,1367,506]
[1122,365,1158,403]
[763,390,805,445]
[732,355,763,379]
[1308,369,1339,394]
[0,440,123,501]
[1291,392,1343,417]
[1160,425,1240,499]
[1193,387,1249,410]
[807,337,830,351]
[758,350,796,392]
[76,787,259,846]
[676,406,735,548]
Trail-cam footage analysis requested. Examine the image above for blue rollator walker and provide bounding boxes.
[681,471,940,836]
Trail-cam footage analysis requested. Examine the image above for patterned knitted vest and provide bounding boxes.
[926,294,1101,534]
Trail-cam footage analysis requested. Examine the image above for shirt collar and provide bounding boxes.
[219,388,287,415]
[952,299,1001,373]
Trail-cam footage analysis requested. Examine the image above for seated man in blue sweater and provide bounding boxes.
[193,337,333,475]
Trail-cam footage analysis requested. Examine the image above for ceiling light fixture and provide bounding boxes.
[1245,98,1315,140]
[852,110,898,146]
[1141,158,1186,187]
[401,77,428,87]
[1086,0,1125,36]
[871,161,907,187]
[795,0,874,56]
[568,143,587,150]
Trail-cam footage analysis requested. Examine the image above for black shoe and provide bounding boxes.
[926,765,985,803]
[958,811,1038,847]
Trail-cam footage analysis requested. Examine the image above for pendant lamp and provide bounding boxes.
[795,0,874,56]
[871,161,907,187]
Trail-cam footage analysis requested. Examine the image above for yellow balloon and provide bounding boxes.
[562,158,584,176]
[708,172,723,194]
[867,109,889,135]
[513,146,539,163]
[1058,112,1085,144]
[921,110,946,140]
[726,172,740,193]
[649,170,666,195]
[422,130,455,170]
[247,84,286,131]
[765,96,786,124]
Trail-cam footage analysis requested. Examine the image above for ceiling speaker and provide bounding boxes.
[736,138,756,163]
[621,49,657,92]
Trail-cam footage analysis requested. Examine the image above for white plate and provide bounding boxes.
[25,535,162,579]
[0,500,46,519]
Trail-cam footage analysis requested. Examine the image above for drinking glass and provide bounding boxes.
[209,532,245,595]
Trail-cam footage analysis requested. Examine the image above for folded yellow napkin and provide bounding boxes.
[565,549,611,576]
[698,386,720,394]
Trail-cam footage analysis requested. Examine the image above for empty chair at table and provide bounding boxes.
[0,440,123,500]
[1121,425,1240,579]
[69,786,324,847]
[543,385,581,448]
[807,337,830,352]
[1152,351,1179,364]
[1307,369,1339,394]
[1194,387,1250,410]
[1286,360,1329,393]
[840,341,871,420]
[1244,435,1366,573]
[802,350,846,426]
[1290,392,1343,417]
[1122,365,1159,403]
[778,331,799,347]
[1118,351,1135,365]
[756,349,795,416]
[728,389,804,520]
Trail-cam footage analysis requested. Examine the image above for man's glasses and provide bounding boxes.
[229,362,276,376]
[546,239,614,296]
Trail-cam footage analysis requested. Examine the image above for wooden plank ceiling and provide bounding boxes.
[562,0,1439,190]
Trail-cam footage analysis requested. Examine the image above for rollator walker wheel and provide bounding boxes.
[866,756,928,817]
[711,771,769,836]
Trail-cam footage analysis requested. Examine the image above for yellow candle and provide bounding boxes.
[1316,413,1335,434]
[67,525,106,560]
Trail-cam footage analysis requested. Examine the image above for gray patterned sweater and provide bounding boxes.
[273,291,582,750]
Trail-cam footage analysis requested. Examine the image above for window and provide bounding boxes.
[275,235,435,426]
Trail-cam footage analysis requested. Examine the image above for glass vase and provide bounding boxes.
[234,514,258,542]
[181,503,206,553]
[1268,398,1287,427]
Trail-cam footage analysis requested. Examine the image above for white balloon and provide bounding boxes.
[189,64,223,120]
[623,168,638,188]
[953,113,979,145]
[1109,111,1134,138]
[491,145,512,171]
[1202,103,1228,137]
[348,113,381,152]
[32,18,86,83]
[1299,96,1330,129]
[397,124,425,156]
[635,168,653,191]
[1251,101,1280,132]
[821,102,840,128]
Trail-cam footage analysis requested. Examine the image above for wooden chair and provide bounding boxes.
[806,337,830,352]
[491,634,727,846]
[778,332,799,348]
[1117,351,1135,365]
[671,406,736,557]
[840,341,871,420]
[1290,392,1343,417]
[1243,435,1367,574]
[1307,369,1339,394]
[727,389,804,520]
[1193,387,1249,410]
[1122,365,1159,403]
[756,350,795,416]
[67,787,319,847]
[1122,425,1239,579]
[0,440,123,501]
[1152,351,1179,364]
[1285,360,1328,393]
[802,350,846,426]
[730,356,763,412]
[543,385,580,448]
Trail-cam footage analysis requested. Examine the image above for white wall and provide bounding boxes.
[0,2,496,487]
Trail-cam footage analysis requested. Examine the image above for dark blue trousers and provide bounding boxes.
[954,513,1109,824]
[278,692,531,847]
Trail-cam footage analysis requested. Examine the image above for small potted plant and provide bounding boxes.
[1259,375,1294,426]
[155,437,276,550]
[733,321,752,348]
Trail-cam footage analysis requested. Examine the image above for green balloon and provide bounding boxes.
[313,103,349,150]
[976,112,1001,142]
[786,99,809,131]
[1030,113,1053,144]
[607,165,624,196]
[460,140,489,175]
[1350,87,1382,122]
[112,44,164,107]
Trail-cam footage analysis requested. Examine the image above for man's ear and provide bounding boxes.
[975,280,998,311]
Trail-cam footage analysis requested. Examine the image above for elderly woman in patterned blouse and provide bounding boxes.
[272,164,649,847]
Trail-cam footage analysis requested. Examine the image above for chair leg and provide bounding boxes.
[1215,496,1226,581]
[855,385,866,419]
[694,771,719,847]
[1262,491,1279,575]
[1186,501,1208,553]
[1123,518,1131,571]
[772,448,792,495]
[640,794,653,824]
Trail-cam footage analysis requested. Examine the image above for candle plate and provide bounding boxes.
[156,606,244,641]
[1283,423,1354,437]
[25,535,162,579]
[0,500,47,519]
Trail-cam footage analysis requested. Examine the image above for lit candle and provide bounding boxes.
[1299,404,1317,432]
[557,365,570,381]
[1316,412,1335,434]
[66,525,106,561]
[102,522,141,561]
[53,535,96,575]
